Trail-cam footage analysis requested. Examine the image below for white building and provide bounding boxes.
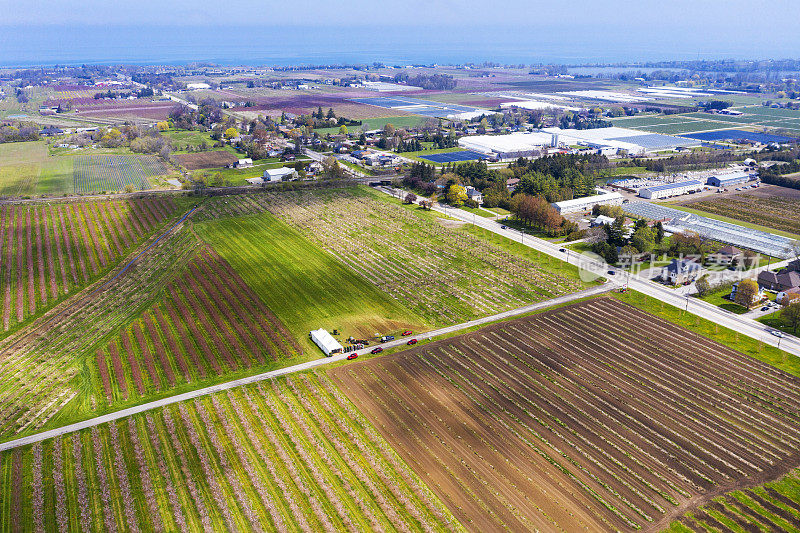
[310,329,343,356]
[639,180,704,199]
[552,191,624,214]
[465,186,483,204]
[263,167,298,182]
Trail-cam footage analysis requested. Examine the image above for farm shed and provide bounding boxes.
[552,191,623,214]
[638,180,704,199]
[706,172,752,187]
[263,167,298,182]
[310,329,343,356]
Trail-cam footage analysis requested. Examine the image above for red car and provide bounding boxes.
[401,330,413,336]
[347,353,358,360]
[407,338,418,345]
[371,347,383,354]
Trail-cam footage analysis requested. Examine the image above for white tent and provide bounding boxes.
[310,329,343,356]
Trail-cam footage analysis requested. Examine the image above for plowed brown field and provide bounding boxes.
[331,297,800,532]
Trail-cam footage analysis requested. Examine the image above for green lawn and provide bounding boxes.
[195,211,424,351]
[486,206,511,216]
[697,290,749,314]
[315,116,426,136]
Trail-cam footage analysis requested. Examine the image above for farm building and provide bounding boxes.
[232,158,253,169]
[706,172,752,187]
[263,167,298,182]
[661,258,702,284]
[758,269,800,292]
[707,245,743,266]
[590,215,616,227]
[310,329,343,356]
[638,180,704,199]
[552,191,624,215]
[457,131,553,159]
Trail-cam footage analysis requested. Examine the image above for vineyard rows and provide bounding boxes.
[332,297,800,532]
[674,469,800,532]
[0,374,461,533]
[93,248,302,406]
[0,197,177,331]
[197,189,583,325]
[687,193,800,236]
[73,155,168,193]
[0,207,197,438]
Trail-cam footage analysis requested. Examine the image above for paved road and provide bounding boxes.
[380,187,800,357]
[0,285,610,452]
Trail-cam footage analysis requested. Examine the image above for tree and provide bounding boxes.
[156,121,169,131]
[446,184,467,207]
[224,127,238,140]
[654,221,665,243]
[734,279,760,308]
[326,107,336,119]
[630,226,656,254]
[404,192,417,204]
[781,301,800,333]
[383,123,395,136]
[695,274,711,296]
[339,125,348,135]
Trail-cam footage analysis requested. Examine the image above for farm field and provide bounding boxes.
[331,297,800,532]
[91,247,302,407]
[194,206,421,352]
[315,115,427,136]
[0,197,192,437]
[0,196,180,332]
[0,373,461,532]
[171,150,240,170]
[669,468,800,532]
[73,154,168,193]
[195,187,585,327]
[679,193,800,237]
[0,141,77,197]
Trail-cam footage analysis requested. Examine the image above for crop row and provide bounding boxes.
[93,247,301,406]
[689,193,800,236]
[73,155,168,193]
[675,469,800,532]
[198,190,583,325]
[0,197,177,331]
[0,212,198,438]
[0,373,461,532]
[331,297,800,531]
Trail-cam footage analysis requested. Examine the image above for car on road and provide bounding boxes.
[401,330,412,336]
[407,338,418,345]
[761,306,770,311]
[501,225,507,229]
[347,353,359,360]
[370,347,383,354]
[607,270,616,275]
[771,330,786,338]
[559,248,566,253]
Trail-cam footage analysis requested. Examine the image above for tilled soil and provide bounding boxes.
[331,297,800,532]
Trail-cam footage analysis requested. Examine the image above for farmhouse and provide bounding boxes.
[552,191,624,215]
[638,180,703,199]
[263,167,298,182]
[758,269,800,292]
[707,245,743,266]
[661,258,701,284]
[309,329,343,356]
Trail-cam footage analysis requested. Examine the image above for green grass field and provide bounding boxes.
[195,210,423,351]
[0,141,78,196]
[315,116,426,136]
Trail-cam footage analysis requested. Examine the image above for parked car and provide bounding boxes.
[380,335,395,342]
[407,339,418,345]
[761,306,770,311]
[347,353,358,360]
[370,347,383,354]
[401,330,413,336]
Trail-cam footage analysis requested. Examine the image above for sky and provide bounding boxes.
[1,0,799,65]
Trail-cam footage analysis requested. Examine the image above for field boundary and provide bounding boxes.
[0,284,612,451]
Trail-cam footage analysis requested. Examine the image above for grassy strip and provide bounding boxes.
[611,290,800,378]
